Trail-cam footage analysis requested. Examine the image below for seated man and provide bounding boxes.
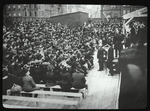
[71,67,88,90]
[45,69,56,87]
[59,67,72,92]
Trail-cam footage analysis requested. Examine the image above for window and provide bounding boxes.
[127,10,130,13]
[111,5,115,8]
[13,5,15,10]
[34,4,36,8]
[25,11,27,16]
[18,13,21,16]
[18,5,20,10]
[14,13,16,16]
[123,5,130,7]
[8,5,10,11]
[30,11,32,16]
[9,13,11,16]
[35,11,37,17]
[58,7,60,10]
[123,10,126,15]
[29,4,32,9]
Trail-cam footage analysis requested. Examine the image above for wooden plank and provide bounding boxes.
[3,104,39,109]
[42,95,61,109]
[69,97,80,109]
[51,85,80,90]
[115,73,121,109]
[3,95,79,106]
[102,77,114,109]
[62,96,77,109]
[36,84,47,88]
[21,90,82,99]
[92,79,105,109]
[55,96,66,109]
[3,100,19,105]
[96,76,109,109]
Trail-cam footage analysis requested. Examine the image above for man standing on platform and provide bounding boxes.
[107,43,114,76]
[113,28,124,58]
[97,46,107,71]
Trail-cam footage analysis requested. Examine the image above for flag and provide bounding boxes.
[103,12,109,21]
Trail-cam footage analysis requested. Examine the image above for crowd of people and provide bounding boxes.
[3,20,97,94]
[3,17,147,108]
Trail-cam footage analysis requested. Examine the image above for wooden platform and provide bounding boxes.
[3,50,121,109]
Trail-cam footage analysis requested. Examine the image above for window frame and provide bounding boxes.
[18,5,21,10]
[13,5,16,10]
[25,11,27,16]
[18,12,21,16]
[13,13,16,16]
[123,10,126,15]
[30,11,32,17]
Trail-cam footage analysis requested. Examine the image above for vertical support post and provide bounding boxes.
[122,19,125,35]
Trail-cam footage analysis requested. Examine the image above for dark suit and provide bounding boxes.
[97,47,107,71]
[107,46,114,75]
[72,72,86,89]
[113,34,123,58]
[59,72,72,92]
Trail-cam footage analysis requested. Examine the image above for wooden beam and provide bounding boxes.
[21,90,82,99]
[123,7,147,19]
[3,104,39,109]
[124,17,134,26]
[3,95,79,106]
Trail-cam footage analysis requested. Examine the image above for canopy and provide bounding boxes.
[123,7,147,20]
[122,7,147,34]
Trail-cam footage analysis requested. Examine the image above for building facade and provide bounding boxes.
[4,4,89,21]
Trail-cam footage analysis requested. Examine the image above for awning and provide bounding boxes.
[123,7,147,20]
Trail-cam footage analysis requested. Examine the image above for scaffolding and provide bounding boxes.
[122,7,147,35]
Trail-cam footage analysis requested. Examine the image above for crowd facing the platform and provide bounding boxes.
[3,18,147,108]
[3,20,96,94]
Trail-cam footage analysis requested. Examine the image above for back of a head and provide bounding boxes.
[22,67,28,76]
